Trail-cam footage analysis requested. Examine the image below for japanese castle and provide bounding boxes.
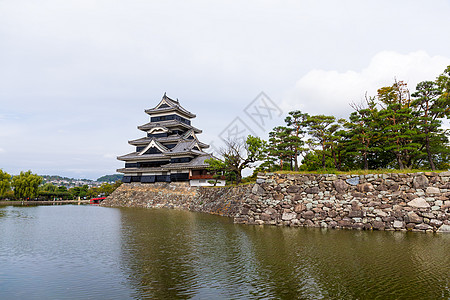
[117,94,225,186]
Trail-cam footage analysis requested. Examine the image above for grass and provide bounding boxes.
[274,169,448,175]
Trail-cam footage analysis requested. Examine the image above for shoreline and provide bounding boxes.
[0,200,90,206]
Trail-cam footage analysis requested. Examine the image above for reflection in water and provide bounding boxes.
[119,208,450,299]
[1,205,449,299]
[0,205,132,300]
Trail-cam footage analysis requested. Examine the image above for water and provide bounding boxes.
[0,205,449,299]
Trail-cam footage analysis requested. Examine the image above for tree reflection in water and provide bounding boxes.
[119,208,450,299]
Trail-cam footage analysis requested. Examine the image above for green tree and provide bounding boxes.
[209,136,267,184]
[39,183,57,192]
[411,80,448,170]
[376,81,422,169]
[306,115,339,169]
[204,158,228,185]
[11,171,43,200]
[0,169,12,198]
[267,126,295,170]
[436,65,450,118]
[284,110,309,171]
[344,98,381,170]
[69,185,89,199]
[300,151,335,171]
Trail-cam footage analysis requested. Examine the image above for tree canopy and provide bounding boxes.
[0,169,12,198]
[209,65,450,177]
[11,171,43,200]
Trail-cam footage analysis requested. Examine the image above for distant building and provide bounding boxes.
[117,94,225,186]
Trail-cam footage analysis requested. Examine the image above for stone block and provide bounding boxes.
[430,219,443,227]
[328,210,338,218]
[406,223,416,230]
[260,213,271,221]
[415,223,433,231]
[372,221,385,230]
[333,179,348,192]
[338,219,353,227]
[348,210,364,218]
[282,212,297,221]
[393,220,404,229]
[405,211,422,224]
[345,177,359,186]
[302,210,315,219]
[442,201,450,210]
[252,184,265,195]
[273,193,284,201]
[437,224,450,233]
[407,198,430,208]
[305,219,315,227]
[294,203,306,213]
[426,187,440,194]
[413,175,429,189]
[305,187,320,194]
[264,207,277,215]
[286,185,300,193]
[352,223,365,230]
[357,183,374,193]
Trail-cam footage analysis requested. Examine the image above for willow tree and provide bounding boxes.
[0,169,11,198]
[11,171,43,200]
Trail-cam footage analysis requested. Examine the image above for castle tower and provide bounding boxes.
[117,94,224,186]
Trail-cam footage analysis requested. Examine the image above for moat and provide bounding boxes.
[0,205,449,299]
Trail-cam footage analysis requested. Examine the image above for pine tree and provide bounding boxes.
[411,80,447,170]
[376,81,422,169]
[306,115,338,169]
[344,97,380,170]
[268,126,295,170]
[284,110,309,171]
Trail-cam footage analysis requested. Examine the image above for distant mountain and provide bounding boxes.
[96,174,123,182]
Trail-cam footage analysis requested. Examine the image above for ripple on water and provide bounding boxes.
[1,206,449,299]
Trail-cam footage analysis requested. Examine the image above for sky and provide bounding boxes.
[1,0,450,179]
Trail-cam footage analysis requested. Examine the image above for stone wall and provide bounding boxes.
[101,182,251,217]
[101,172,450,233]
[237,172,450,233]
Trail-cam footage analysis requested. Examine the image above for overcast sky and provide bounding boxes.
[1,0,450,179]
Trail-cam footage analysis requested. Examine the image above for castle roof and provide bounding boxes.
[116,154,213,173]
[118,138,207,161]
[145,94,196,118]
[137,119,202,133]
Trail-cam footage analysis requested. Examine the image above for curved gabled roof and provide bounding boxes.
[144,94,196,118]
[128,135,209,148]
[161,154,213,170]
[137,119,202,133]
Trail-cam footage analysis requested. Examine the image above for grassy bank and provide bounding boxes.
[274,169,449,176]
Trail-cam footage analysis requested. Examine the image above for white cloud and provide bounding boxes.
[282,51,450,118]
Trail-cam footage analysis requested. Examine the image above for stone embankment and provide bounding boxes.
[102,172,450,233]
[101,182,250,217]
[237,172,450,233]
